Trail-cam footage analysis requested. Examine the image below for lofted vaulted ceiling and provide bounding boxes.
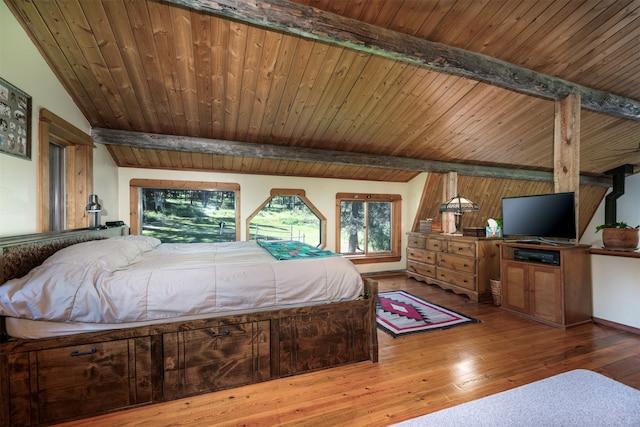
[5,0,640,183]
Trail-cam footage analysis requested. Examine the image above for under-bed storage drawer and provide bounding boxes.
[277,305,371,375]
[5,337,152,426]
[162,321,271,400]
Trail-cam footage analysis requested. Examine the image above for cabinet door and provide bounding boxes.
[163,321,270,400]
[530,265,563,324]
[278,306,369,375]
[34,338,150,424]
[502,261,529,313]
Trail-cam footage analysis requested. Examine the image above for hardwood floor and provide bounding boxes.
[55,276,640,427]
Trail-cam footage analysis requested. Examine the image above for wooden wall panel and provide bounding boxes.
[7,0,640,183]
[413,174,606,239]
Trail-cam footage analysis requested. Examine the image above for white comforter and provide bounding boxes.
[0,236,363,324]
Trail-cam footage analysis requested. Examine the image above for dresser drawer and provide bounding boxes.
[447,240,476,257]
[426,237,446,252]
[438,253,475,274]
[436,268,475,291]
[407,233,426,249]
[407,248,436,264]
[407,260,436,278]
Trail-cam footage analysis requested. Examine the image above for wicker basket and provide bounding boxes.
[490,279,502,306]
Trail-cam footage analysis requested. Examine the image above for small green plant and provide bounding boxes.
[595,222,639,232]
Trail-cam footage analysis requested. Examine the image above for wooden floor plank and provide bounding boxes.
[53,276,640,427]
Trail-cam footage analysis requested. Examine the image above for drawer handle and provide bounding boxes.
[210,329,230,337]
[70,347,97,357]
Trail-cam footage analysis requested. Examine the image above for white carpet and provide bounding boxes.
[391,370,640,426]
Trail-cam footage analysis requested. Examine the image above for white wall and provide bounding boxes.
[118,168,426,274]
[0,2,118,236]
[581,173,640,248]
[583,172,640,329]
[591,255,640,328]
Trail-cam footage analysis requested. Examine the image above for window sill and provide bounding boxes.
[345,255,401,265]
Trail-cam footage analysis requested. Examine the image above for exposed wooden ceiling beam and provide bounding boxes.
[92,128,610,186]
[163,0,640,122]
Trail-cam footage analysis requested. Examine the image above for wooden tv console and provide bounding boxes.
[499,241,592,328]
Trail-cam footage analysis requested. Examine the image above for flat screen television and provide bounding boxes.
[501,192,576,242]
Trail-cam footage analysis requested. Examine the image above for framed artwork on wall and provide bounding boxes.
[0,77,32,160]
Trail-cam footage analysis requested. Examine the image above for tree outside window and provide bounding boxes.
[336,193,401,263]
[141,188,237,243]
[129,179,241,242]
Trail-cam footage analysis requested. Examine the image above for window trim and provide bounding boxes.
[335,192,402,265]
[246,189,327,248]
[129,179,241,240]
[38,108,94,231]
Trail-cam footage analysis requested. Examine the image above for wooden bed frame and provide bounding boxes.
[0,228,378,427]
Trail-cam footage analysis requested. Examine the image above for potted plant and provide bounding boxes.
[596,222,639,250]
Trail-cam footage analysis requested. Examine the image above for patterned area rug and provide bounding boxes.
[377,290,479,337]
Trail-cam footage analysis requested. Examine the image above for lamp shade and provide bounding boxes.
[439,195,479,235]
[439,196,478,213]
[86,194,102,213]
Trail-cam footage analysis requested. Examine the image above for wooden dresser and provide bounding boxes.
[406,232,501,302]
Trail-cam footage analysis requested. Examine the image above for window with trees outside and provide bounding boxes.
[336,193,402,264]
[130,179,240,243]
[247,189,326,248]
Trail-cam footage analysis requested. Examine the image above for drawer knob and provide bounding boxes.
[210,329,230,337]
[70,347,97,357]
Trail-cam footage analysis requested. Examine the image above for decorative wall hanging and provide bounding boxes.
[0,77,31,160]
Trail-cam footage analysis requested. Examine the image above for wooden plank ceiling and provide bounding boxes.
[5,0,640,184]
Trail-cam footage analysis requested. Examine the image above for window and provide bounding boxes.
[130,180,240,242]
[39,109,94,231]
[247,189,326,247]
[336,193,401,264]
[48,142,66,231]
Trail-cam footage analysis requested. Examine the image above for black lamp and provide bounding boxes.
[439,195,479,235]
[86,194,102,230]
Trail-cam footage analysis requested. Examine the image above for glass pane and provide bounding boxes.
[367,201,391,253]
[141,188,236,243]
[249,195,321,246]
[49,143,65,231]
[339,200,365,254]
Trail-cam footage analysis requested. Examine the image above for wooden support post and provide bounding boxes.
[442,172,458,235]
[554,93,581,238]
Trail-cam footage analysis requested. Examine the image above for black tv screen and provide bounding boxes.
[502,192,576,240]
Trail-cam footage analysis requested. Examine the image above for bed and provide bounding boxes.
[0,227,378,427]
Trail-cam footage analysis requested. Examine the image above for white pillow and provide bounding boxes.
[42,235,161,270]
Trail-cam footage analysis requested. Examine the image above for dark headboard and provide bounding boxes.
[0,226,128,284]
[0,227,128,343]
